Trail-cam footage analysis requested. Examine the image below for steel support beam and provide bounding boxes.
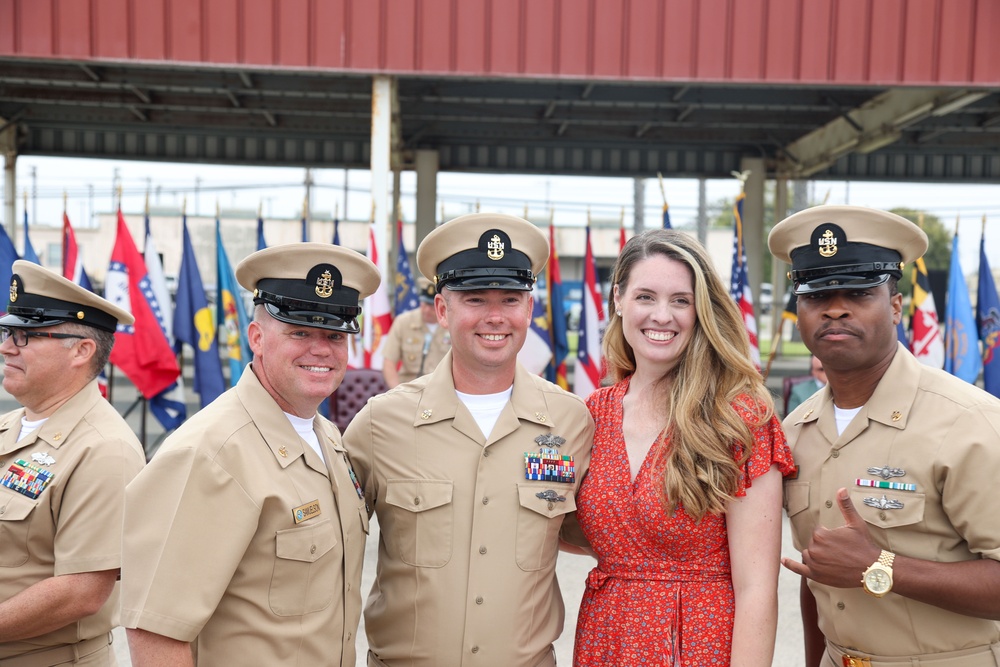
[777,89,991,178]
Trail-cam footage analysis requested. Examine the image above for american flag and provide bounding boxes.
[729,191,760,368]
[393,219,419,316]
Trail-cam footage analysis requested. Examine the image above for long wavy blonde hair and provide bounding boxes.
[603,229,773,521]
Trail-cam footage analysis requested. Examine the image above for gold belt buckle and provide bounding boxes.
[842,656,872,667]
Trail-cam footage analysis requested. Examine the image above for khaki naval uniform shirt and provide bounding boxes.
[0,380,145,661]
[344,352,594,667]
[122,366,367,667]
[784,344,1000,658]
[382,307,450,384]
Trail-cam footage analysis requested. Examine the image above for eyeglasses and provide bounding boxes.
[0,327,88,348]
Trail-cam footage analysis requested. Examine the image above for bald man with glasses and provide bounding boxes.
[0,260,145,666]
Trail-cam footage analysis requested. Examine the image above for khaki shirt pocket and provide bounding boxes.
[0,492,37,567]
[384,479,454,568]
[850,488,925,530]
[270,519,339,616]
[784,481,810,518]
[515,484,577,572]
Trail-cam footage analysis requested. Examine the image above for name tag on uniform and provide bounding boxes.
[292,500,322,524]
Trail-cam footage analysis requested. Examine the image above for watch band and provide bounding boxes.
[877,550,895,568]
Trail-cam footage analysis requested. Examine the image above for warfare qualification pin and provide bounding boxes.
[863,494,904,510]
[534,434,566,449]
[867,465,905,480]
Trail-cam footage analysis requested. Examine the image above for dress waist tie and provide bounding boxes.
[585,560,731,667]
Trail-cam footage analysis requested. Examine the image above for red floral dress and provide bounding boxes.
[574,378,795,666]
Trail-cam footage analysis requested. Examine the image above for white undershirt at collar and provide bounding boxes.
[283,412,324,464]
[18,416,47,442]
[455,386,514,440]
[833,405,863,436]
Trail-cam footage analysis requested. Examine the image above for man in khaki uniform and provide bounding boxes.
[382,277,450,387]
[345,213,594,667]
[122,243,380,666]
[0,260,144,666]
[769,206,1000,667]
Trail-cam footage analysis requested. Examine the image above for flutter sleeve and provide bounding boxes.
[733,401,796,497]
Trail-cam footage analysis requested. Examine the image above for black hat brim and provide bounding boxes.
[0,313,64,329]
[793,272,891,295]
[263,303,361,334]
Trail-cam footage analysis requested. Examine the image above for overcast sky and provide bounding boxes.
[8,155,1000,276]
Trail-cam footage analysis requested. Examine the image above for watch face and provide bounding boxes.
[864,567,891,594]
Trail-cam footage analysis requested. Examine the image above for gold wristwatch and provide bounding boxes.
[861,549,895,598]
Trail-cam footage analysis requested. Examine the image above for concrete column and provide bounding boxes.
[696,177,707,246]
[1,121,16,243]
[792,180,808,213]
[415,149,439,246]
[370,76,395,273]
[632,177,645,235]
[739,156,766,309]
[771,178,790,354]
[391,167,401,263]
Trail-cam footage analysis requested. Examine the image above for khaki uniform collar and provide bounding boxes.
[404,309,430,333]
[794,342,916,444]
[0,379,104,455]
[414,351,555,438]
[235,365,329,477]
[316,417,345,454]
[863,342,918,430]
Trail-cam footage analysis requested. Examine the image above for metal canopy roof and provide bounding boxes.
[3,58,999,182]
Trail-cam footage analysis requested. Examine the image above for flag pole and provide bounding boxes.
[62,191,68,277]
[763,320,784,381]
[302,195,309,242]
[140,390,148,451]
[619,205,627,251]
[215,198,221,375]
[128,185,151,449]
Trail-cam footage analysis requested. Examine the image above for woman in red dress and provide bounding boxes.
[572,229,795,666]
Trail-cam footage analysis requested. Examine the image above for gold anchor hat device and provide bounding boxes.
[236,242,381,333]
[768,205,928,295]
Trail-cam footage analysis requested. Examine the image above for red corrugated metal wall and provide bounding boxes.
[1,0,997,85]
